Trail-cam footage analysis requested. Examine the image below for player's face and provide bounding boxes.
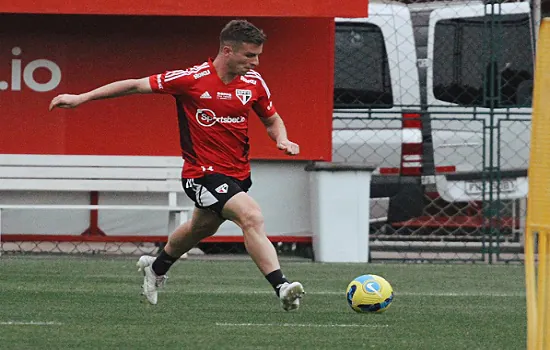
[227,42,263,76]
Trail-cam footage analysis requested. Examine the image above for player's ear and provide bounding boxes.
[221,45,233,56]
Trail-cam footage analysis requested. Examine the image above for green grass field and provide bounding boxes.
[0,256,526,350]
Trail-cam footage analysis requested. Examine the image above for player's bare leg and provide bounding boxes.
[164,208,225,257]
[137,208,224,304]
[222,193,278,274]
[222,192,304,310]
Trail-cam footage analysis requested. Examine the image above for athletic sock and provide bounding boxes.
[265,269,290,297]
[151,250,179,276]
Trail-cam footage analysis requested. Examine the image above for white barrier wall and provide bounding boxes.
[1,159,375,263]
[0,160,312,238]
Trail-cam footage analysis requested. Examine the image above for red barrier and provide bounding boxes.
[0,0,368,17]
[0,15,336,160]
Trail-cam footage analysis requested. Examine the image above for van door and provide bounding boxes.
[333,6,422,223]
[426,2,533,202]
[333,16,403,173]
[333,7,421,176]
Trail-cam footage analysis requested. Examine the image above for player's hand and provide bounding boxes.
[277,139,300,156]
[49,94,85,111]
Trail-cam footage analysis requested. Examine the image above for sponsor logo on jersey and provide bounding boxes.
[195,109,246,127]
[216,92,232,100]
[156,74,163,90]
[200,91,212,99]
[236,89,252,105]
[240,76,257,85]
[193,69,211,79]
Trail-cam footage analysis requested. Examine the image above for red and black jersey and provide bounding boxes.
[149,59,277,180]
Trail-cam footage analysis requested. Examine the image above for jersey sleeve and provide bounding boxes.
[148,70,194,95]
[252,77,277,119]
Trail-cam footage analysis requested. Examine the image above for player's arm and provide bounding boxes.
[252,74,299,156]
[260,112,300,156]
[49,77,152,111]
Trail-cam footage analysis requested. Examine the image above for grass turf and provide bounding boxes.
[0,256,526,349]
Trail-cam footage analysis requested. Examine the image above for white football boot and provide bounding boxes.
[136,255,167,305]
[279,281,305,311]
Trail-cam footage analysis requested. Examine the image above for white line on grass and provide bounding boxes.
[7,272,524,298]
[0,321,62,326]
[215,322,388,328]
[4,286,523,298]
[169,290,525,297]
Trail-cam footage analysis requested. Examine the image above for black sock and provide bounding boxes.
[151,250,179,276]
[265,269,289,297]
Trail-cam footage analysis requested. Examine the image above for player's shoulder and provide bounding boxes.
[241,69,271,96]
[164,61,211,81]
[242,69,267,84]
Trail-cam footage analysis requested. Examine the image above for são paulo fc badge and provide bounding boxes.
[215,183,228,194]
[235,89,252,105]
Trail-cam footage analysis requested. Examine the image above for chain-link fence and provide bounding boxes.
[0,0,539,263]
[334,0,535,262]
[0,239,313,259]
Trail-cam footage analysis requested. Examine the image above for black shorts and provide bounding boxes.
[182,173,252,216]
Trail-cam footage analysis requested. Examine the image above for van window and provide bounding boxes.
[334,23,393,108]
[432,14,533,107]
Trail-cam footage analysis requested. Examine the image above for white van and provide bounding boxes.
[423,1,533,203]
[333,0,533,224]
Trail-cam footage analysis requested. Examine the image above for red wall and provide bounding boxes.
[0,0,368,17]
[0,15,334,160]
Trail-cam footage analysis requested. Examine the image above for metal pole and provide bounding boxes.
[533,0,542,44]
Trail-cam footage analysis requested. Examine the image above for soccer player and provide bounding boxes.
[49,20,305,311]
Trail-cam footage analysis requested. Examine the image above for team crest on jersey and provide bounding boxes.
[215,183,229,194]
[235,89,252,105]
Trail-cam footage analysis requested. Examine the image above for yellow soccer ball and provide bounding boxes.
[346,274,394,313]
